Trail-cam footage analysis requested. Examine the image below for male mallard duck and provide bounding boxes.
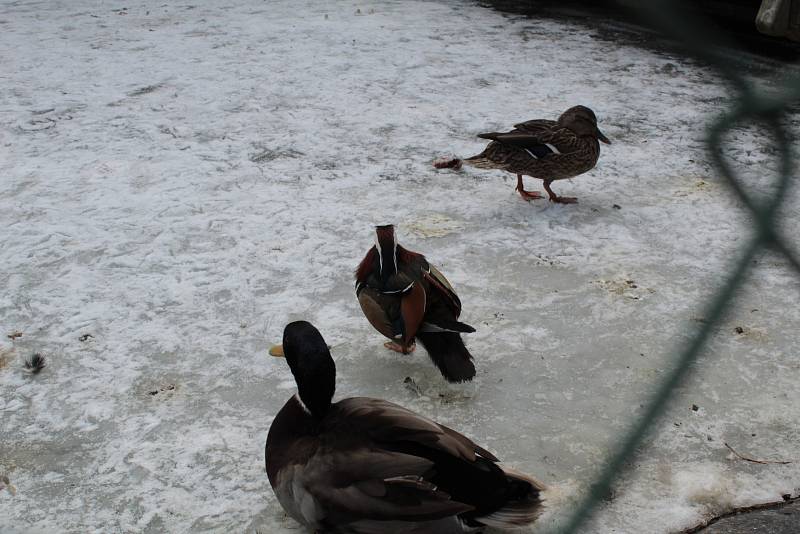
[355,224,476,383]
[435,105,610,204]
[266,321,546,533]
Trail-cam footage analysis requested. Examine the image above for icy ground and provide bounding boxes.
[1,1,799,532]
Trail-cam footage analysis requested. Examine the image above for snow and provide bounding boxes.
[1,0,799,532]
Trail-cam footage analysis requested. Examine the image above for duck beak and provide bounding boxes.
[268,344,285,358]
[7,483,16,496]
[597,129,611,144]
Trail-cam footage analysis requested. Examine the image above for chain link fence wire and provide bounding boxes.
[550,1,800,532]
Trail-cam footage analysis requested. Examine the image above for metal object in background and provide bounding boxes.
[757,0,800,40]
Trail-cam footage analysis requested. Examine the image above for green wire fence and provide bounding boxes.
[552,1,800,532]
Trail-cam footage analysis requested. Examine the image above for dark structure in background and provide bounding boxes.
[481,0,800,60]
[756,0,800,40]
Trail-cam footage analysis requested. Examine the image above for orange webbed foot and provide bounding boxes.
[384,341,416,354]
[515,187,544,201]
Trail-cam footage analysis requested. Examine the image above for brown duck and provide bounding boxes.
[355,224,476,383]
[266,321,546,533]
[435,105,610,203]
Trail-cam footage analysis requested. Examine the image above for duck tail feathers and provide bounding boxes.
[420,320,476,334]
[461,154,498,170]
[415,332,476,383]
[453,321,476,333]
[434,155,498,170]
[475,466,546,529]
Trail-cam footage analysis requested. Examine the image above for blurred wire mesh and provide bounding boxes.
[551,1,800,532]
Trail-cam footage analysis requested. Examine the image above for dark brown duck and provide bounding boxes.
[435,105,610,204]
[355,224,476,383]
[266,321,546,534]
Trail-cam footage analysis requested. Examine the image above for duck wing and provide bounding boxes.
[478,119,577,156]
[357,287,396,340]
[299,448,474,526]
[357,269,426,345]
[512,118,557,132]
[333,397,497,462]
[422,264,462,317]
[316,398,530,525]
[291,397,497,526]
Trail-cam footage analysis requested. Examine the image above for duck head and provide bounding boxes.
[559,105,610,144]
[271,321,336,418]
[375,224,399,282]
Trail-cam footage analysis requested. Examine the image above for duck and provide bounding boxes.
[354,224,476,383]
[434,105,610,204]
[266,321,546,534]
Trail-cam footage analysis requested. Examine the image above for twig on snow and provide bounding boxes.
[724,442,793,465]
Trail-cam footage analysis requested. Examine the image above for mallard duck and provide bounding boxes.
[266,321,546,534]
[354,224,476,383]
[435,105,610,204]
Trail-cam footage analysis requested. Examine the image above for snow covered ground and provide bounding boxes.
[1,1,799,532]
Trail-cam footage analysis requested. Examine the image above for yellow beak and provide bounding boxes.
[268,344,285,357]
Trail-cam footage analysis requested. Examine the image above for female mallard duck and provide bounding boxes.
[435,105,610,204]
[355,224,476,383]
[266,321,546,534]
